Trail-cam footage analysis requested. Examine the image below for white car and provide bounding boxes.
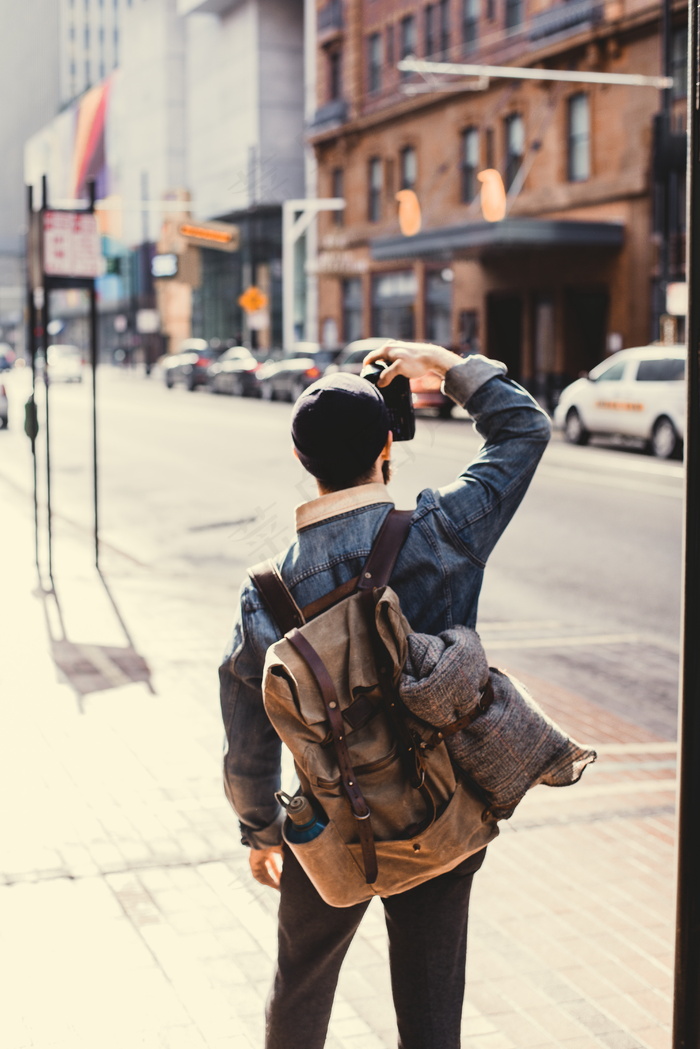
[46,344,84,383]
[553,344,686,459]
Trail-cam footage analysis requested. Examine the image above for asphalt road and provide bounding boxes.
[0,365,684,736]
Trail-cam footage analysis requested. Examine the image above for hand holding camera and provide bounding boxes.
[362,340,463,387]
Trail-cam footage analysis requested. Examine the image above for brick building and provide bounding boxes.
[308,0,687,402]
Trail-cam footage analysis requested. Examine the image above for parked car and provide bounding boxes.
[0,343,15,372]
[256,344,339,402]
[162,339,225,390]
[328,337,455,418]
[207,346,262,396]
[46,344,84,383]
[553,344,686,458]
[0,381,8,428]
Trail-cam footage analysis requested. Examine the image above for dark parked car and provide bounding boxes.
[256,344,340,402]
[0,381,8,428]
[162,339,225,390]
[207,346,262,396]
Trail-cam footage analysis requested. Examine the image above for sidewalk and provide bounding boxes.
[0,475,676,1049]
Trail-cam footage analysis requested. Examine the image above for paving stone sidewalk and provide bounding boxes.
[0,478,676,1049]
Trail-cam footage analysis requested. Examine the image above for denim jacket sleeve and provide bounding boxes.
[437,356,552,564]
[219,582,286,849]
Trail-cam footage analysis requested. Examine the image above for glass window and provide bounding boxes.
[400,14,416,68]
[328,49,342,100]
[368,33,382,94]
[343,279,363,343]
[461,127,479,202]
[504,0,523,30]
[568,94,590,182]
[592,360,626,382]
[439,0,450,56]
[371,271,417,340]
[386,24,394,66]
[504,113,524,190]
[331,168,344,225]
[672,26,688,100]
[400,146,417,190]
[424,4,436,58]
[636,358,685,381]
[426,270,453,344]
[368,157,382,221]
[462,0,479,53]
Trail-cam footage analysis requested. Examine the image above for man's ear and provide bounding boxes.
[381,432,393,460]
[292,447,300,461]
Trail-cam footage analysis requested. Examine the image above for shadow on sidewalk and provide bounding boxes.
[40,568,154,709]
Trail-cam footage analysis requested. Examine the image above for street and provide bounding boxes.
[0,364,683,738]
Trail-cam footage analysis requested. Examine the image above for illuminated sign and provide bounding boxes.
[151,253,178,278]
[178,221,239,252]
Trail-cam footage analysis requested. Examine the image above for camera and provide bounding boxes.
[360,359,416,442]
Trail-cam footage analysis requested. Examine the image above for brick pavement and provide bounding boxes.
[0,476,677,1049]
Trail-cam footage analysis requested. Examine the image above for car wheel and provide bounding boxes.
[165,373,174,388]
[0,415,7,430]
[649,416,680,459]
[564,408,590,446]
[187,374,197,391]
[261,382,275,401]
[437,402,453,420]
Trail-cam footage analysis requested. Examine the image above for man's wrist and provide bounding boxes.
[426,346,463,378]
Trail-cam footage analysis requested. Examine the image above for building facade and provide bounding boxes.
[25,0,306,358]
[308,0,687,402]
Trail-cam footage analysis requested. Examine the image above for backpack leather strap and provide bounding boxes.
[287,627,379,885]
[357,509,413,591]
[249,559,305,635]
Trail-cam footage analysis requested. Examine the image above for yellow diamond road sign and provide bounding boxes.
[238,286,268,313]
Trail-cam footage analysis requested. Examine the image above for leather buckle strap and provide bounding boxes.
[249,559,305,635]
[287,627,378,884]
[357,509,413,592]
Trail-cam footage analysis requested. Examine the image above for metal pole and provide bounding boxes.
[88,180,100,570]
[41,174,53,585]
[26,184,39,573]
[673,0,700,1040]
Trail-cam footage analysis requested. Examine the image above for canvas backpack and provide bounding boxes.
[250,509,499,908]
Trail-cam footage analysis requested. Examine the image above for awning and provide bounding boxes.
[371,219,625,262]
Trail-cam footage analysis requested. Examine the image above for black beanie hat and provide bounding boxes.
[291,373,390,482]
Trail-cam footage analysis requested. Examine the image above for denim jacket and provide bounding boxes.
[219,356,552,848]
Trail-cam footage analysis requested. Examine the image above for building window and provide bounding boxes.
[400,146,417,190]
[439,0,450,56]
[504,0,523,30]
[425,4,436,57]
[328,48,342,100]
[504,113,524,190]
[343,278,363,343]
[372,271,417,340]
[368,157,382,221]
[461,127,479,201]
[368,33,382,94]
[426,270,453,345]
[672,26,688,100]
[567,94,590,181]
[485,126,495,168]
[332,168,344,225]
[386,24,394,67]
[400,14,416,74]
[84,24,90,46]
[462,0,479,53]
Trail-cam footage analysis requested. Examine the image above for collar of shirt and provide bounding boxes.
[295,482,394,531]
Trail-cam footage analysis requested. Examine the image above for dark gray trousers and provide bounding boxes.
[265,845,486,1049]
